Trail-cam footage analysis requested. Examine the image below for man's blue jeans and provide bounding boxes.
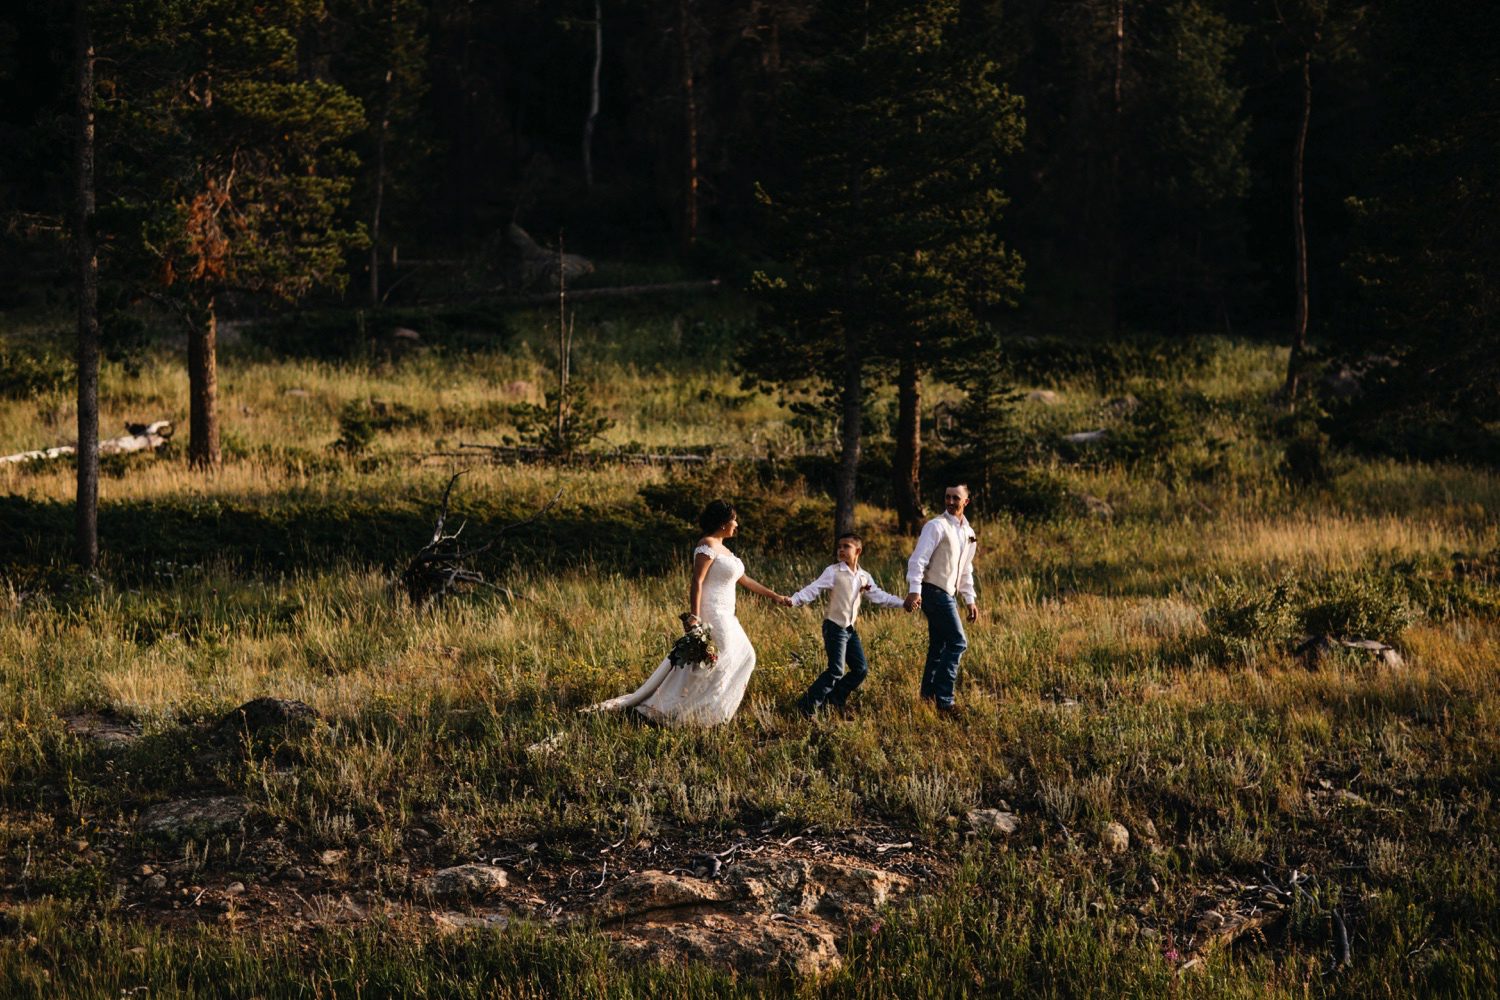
[800,619,869,711]
[920,583,968,708]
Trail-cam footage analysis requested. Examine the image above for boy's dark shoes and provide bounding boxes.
[793,698,818,719]
[935,702,964,720]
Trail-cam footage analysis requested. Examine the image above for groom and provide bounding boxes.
[903,484,979,714]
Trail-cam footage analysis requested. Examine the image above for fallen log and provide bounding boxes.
[0,420,173,466]
[418,279,722,307]
[453,442,710,465]
[509,279,720,305]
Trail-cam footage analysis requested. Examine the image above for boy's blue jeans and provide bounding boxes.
[919,583,968,708]
[799,619,869,711]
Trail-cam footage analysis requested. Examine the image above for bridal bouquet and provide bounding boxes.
[670,613,719,670]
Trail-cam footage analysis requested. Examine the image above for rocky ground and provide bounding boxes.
[0,700,1322,980]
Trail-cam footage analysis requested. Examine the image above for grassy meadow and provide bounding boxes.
[1,294,1497,997]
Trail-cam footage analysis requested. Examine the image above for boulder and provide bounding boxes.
[1025,389,1061,405]
[212,698,320,746]
[615,910,842,979]
[579,858,914,979]
[419,864,510,903]
[1101,821,1130,855]
[585,871,735,923]
[967,809,1021,835]
[138,796,249,838]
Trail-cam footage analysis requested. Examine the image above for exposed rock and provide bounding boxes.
[319,849,347,866]
[587,871,736,923]
[1340,638,1405,668]
[420,864,510,903]
[138,796,249,838]
[1063,429,1109,444]
[507,224,595,289]
[577,857,913,978]
[63,713,141,747]
[1101,821,1130,854]
[1106,394,1141,415]
[392,327,422,342]
[146,874,168,891]
[212,698,321,746]
[1025,389,1061,405]
[430,910,511,934]
[966,809,1021,835]
[613,911,841,979]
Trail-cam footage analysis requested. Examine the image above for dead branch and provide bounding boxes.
[399,474,561,607]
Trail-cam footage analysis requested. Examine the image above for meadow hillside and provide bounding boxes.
[1,296,1497,998]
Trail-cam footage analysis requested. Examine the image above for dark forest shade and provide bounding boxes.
[0,0,1494,462]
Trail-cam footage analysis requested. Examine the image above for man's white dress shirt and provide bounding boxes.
[906,512,978,606]
[789,562,905,627]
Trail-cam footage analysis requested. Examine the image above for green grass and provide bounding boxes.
[1,298,1497,995]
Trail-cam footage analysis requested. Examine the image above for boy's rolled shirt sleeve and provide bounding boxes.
[789,565,837,607]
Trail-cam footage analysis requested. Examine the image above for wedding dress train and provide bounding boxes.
[584,545,757,727]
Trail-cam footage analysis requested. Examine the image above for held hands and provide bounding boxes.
[903,593,922,613]
[776,594,795,607]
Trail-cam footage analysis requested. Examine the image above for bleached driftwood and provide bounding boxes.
[0,420,174,465]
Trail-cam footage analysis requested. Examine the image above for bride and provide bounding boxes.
[584,499,790,726]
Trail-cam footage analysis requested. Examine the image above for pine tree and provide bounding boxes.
[97,0,366,467]
[745,0,1025,537]
[1129,0,1250,329]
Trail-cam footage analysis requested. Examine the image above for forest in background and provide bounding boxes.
[0,0,1495,473]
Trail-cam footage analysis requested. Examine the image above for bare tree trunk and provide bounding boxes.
[583,0,602,189]
[1106,0,1125,333]
[835,326,861,538]
[556,233,571,452]
[676,0,699,250]
[187,296,220,468]
[894,354,922,535]
[73,0,99,570]
[1285,50,1312,405]
[369,1,399,306]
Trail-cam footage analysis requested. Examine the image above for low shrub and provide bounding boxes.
[1299,575,1414,642]
[1202,571,1418,660]
[1202,577,1301,660]
[0,344,72,398]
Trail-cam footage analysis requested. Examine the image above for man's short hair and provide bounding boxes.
[945,484,970,497]
[836,531,863,546]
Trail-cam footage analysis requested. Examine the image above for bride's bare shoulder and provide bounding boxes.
[695,537,719,551]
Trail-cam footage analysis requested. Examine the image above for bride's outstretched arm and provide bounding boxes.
[687,551,715,620]
[738,574,791,605]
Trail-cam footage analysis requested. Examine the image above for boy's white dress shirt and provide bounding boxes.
[905,512,978,606]
[790,563,905,627]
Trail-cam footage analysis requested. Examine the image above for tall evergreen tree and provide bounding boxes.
[97,0,365,467]
[746,0,1025,537]
[1127,0,1250,329]
[328,0,428,306]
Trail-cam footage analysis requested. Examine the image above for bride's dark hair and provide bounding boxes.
[698,499,737,535]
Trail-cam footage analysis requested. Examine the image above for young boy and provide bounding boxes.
[789,532,905,716]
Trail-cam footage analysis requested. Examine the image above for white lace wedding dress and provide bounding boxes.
[585,544,758,727]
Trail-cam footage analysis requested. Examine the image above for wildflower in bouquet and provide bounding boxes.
[670,613,719,670]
